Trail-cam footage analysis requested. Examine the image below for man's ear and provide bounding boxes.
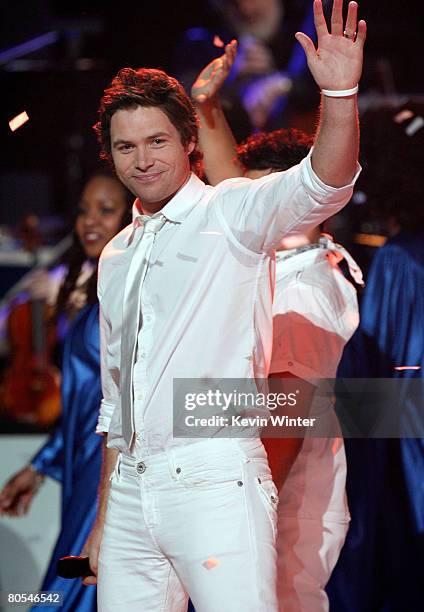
[186,140,196,155]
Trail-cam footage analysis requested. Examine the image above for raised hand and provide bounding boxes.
[191,40,237,104]
[295,0,366,90]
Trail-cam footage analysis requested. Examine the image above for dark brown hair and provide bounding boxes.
[237,128,313,172]
[94,67,202,175]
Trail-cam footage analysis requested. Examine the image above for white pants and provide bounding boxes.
[97,438,278,611]
[276,435,350,611]
[277,516,348,612]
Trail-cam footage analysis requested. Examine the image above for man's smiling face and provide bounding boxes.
[111,105,195,214]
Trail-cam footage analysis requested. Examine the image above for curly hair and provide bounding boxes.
[358,101,424,232]
[236,128,313,172]
[94,67,203,175]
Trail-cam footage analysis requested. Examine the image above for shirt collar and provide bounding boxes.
[126,173,205,247]
[131,172,205,224]
[276,233,364,286]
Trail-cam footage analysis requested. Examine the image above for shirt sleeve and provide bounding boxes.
[95,277,120,435]
[214,151,361,254]
[269,280,352,382]
[31,424,64,482]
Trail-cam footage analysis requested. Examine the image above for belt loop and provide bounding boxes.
[168,448,178,481]
[113,452,122,482]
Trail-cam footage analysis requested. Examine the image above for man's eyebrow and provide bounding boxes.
[148,131,170,140]
[112,139,134,148]
[112,132,171,148]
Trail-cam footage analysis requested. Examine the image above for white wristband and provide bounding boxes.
[321,85,359,97]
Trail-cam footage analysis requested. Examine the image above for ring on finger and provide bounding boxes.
[343,30,356,40]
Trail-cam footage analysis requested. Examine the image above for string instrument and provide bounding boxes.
[1,215,61,426]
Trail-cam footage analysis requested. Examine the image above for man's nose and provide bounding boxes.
[135,146,154,171]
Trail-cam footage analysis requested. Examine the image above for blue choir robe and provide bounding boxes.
[327,231,424,611]
[31,303,102,611]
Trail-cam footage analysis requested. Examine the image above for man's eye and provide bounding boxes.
[119,144,133,152]
[153,138,165,146]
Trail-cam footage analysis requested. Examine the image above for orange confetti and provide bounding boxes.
[393,110,414,124]
[213,35,225,48]
[9,111,29,132]
[203,557,220,570]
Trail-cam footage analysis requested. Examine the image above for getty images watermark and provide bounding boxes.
[183,388,316,429]
[173,378,330,439]
[173,378,424,439]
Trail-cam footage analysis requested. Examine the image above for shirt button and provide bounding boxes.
[136,461,146,474]
[288,361,293,367]
[145,315,152,322]
[140,352,146,358]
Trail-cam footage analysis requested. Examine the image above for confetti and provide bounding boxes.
[213,35,225,48]
[394,366,421,371]
[9,111,29,132]
[203,557,220,570]
[393,110,414,124]
[405,116,424,137]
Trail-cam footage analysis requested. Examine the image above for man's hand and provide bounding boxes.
[191,40,237,104]
[295,0,366,90]
[0,466,42,517]
[80,440,118,586]
[81,519,104,586]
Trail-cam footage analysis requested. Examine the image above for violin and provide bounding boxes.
[0,215,61,427]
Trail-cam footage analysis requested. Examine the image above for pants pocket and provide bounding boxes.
[176,453,244,488]
[255,474,279,539]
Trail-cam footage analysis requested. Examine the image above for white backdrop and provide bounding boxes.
[0,435,60,612]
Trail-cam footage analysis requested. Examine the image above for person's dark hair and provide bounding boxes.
[236,128,313,172]
[55,171,133,319]
[93,67,203,175]
[358,101,424,232]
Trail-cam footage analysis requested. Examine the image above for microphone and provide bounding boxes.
[57,556,95,579]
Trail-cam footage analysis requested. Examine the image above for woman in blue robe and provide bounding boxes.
[0,172,132,611]
[327,230,424,612]
[327,103,424,611]
[31,303,102,611]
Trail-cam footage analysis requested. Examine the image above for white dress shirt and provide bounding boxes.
[270,234,361,522]
[96,153,360,454]
[270,234,360,381]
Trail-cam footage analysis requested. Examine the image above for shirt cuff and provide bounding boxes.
[95,416,110,434]
[30,459,46,475]
[300,149,361,202]
[95,399,115,434]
